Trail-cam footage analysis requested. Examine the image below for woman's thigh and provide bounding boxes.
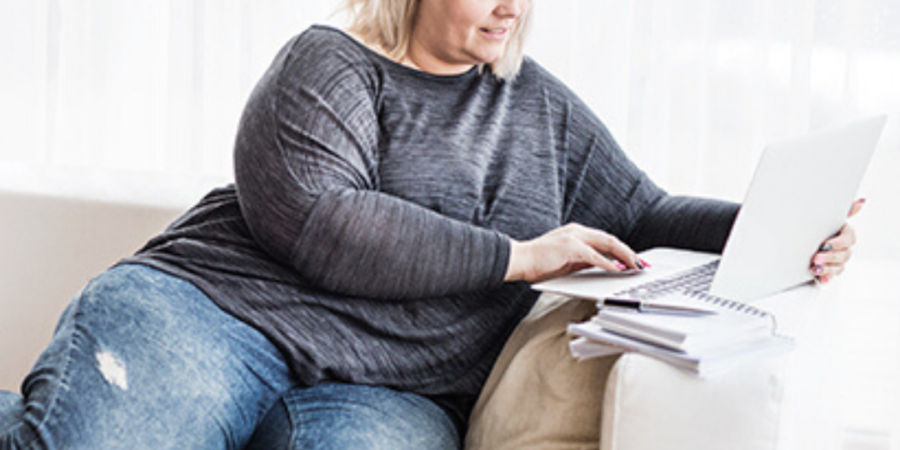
[246,383,460,450]
[0,264,294,450]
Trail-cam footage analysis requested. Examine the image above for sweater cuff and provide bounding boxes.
[489,232,512,288]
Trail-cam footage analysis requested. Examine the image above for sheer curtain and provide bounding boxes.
[1,0,898,448]
[0,0,340,206]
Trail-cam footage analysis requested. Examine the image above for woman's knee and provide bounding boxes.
[247,383,460,450]
[6,265,292,449]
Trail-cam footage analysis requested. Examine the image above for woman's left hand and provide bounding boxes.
[811,199,865,284]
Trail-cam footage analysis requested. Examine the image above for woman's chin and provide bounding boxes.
[475,51,506,65]
[464,44,508,66]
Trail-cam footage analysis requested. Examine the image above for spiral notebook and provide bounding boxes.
[559,248,798,375]
[565,258,795,375]
[566,329,793,377]
[587,266,778,354]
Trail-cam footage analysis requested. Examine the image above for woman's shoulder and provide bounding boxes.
[513,58,585,109]
[514,57,594,116]
[514,57,615,140]
[281,25,376,69]
[266,25,381,95]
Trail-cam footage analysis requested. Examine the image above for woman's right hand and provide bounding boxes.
[504,223,645,283]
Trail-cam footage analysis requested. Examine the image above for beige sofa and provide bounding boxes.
[0,190,835,449]
[0,191,180,391]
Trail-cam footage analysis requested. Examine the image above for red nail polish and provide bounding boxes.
[640,259,652,268]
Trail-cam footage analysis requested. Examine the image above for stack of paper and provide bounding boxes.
[534,248,812,377]
[568,317,792,378]
[566,292,794,377]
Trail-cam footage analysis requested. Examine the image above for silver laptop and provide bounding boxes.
[535,115,887,303]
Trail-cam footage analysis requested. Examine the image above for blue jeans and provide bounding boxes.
[245,384,459,450]
[0,265,460,450]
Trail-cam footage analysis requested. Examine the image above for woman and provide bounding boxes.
[0,0,859,449]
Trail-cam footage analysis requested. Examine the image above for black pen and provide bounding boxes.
[602,298,718,316]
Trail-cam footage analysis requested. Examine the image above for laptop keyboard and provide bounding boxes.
[615,260,720,300]
[606,259,775,320]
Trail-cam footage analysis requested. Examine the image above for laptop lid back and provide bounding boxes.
[709,115,887,301]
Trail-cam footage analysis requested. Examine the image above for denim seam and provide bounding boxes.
[26,284,93,450]
[284,387,458,448]
[285,398,307,449]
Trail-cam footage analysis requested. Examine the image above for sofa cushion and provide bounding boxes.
[466,294,615,450]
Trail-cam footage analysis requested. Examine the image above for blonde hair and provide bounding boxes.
[342,0,532,80]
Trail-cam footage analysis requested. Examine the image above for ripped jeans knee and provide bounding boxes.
[0,265,293,450]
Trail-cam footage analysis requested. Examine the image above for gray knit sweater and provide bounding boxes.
[123,25,739,426]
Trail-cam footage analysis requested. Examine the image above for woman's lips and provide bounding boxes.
[479,27,510,40]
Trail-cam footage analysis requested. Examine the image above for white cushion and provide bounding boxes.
[601,353,786,450]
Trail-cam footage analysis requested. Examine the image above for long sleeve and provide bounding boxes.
[626,195,740,253]
[560,91,668,240]
[234,31,510,301]
[555,83,739,252]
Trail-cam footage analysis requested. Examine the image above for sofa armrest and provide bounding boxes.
[466,283,825,450]
[598,282,827,450]
[601,353,785,450]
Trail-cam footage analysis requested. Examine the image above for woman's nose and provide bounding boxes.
[495,0,527,18]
